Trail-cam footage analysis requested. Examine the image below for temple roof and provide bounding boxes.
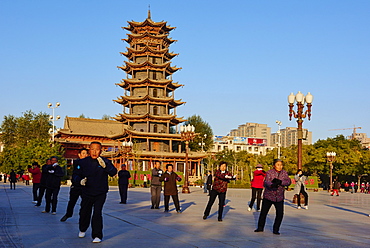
[121,46,178,60]
[115,78,183,90]
[124,18,175,33]
[56,117,131,137]
[113,113,185,122]
[118,61,181,74]
[114,95,184,106]
[123,32,176,44]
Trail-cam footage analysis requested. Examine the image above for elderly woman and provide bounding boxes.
[254,159,291,235]
[294,169,308,209]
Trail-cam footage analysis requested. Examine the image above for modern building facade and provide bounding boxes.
[271,127,312,148]
[230,123,271,146]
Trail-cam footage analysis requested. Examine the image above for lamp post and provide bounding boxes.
[275,120,282,159]
[122,141,133,169]
[180,124,196,194]
[327,152,336,192]
[288,92,313,170]
[48,102,60,143]
[198,134,207,152]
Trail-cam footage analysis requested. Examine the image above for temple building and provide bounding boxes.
[55,12,205,182]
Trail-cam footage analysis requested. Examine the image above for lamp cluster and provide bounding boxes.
[47,102,61,142]
[288,92,313,121]
[180,124,196,142]
[326,152,336,162]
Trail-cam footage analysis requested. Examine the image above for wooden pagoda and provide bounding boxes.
[112,11,205,178]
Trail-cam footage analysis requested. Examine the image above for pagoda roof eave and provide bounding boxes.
[124,19,176,31]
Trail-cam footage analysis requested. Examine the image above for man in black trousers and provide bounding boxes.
[35,158,51,207]
[118,164,131,204]
[60,148,89,222]
[42,156,64,214]
[74,141,117,243]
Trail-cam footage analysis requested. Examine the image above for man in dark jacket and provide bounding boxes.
[118,164,131,204]
[74,141,117,243]
[9,169,17,190]
[35,159,51,207]
[60,148,89,222]
[42,156,64,214]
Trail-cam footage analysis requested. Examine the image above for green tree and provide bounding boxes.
[102,114,111,120]
[183,115,213,151]
[0,111,66,173]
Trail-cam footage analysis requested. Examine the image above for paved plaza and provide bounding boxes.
[1,183,370,248]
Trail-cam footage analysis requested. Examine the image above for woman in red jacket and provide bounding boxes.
[248,164,266,211]
[28,162,42,203]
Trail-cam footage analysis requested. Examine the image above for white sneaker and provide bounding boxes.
[78,232,86,238]
[247,207,252,212]
[297,206,302,210]
[32,201,37,204]
[52,212,56,215]
[92,237,102,243]
[304,206,308,210]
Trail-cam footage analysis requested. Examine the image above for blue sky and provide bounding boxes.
[1,0,370,142]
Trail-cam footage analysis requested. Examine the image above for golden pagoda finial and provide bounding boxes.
[148,5,151,19]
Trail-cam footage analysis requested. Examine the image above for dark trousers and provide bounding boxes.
[151,185,161,208]
[10,182,16,189]
[164,194,180,211]
[45,187,60,212]
[37,186,47,206]
[204,190,226,219]
[257,199,284,232]
[249,188,263,210]
[32,183,40,201]
[65,186,82,217]
[79,193,107,239]
[297,191,308,206]
[119,184,128,203]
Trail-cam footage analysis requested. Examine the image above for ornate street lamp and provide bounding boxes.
[327,152,336,191]
[180,124,196,194]
[48,102,60,143]
[122,141,133,168]
[288,92,313,170]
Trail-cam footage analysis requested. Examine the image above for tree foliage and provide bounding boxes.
[184,115,213,151]
[0,111,66,173]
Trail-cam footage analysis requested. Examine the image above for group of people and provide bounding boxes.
[21,149,308,240]
[25,142,117,243]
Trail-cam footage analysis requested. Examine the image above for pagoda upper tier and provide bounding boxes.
[116,78,183,91]
[124,18,175,34]
[121,46,178,61]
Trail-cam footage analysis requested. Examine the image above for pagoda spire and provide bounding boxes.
[147,5,151,20]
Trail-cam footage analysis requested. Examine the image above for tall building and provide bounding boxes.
[271,127,312,148]
[229,123,271,146]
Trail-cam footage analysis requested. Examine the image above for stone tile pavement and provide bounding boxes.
[1,182,370,248]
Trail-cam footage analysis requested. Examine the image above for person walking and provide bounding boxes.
[248,164,266,212]
[150,161,163,209]
[254,159,291,235]
[294,169,309,209]
[9,169,17,190]
[75,141,117,243]
[35,159,52,207]
[159,164,182,213]
[118,164,131,204]
[331,179,340,196]
[203,161,236,221]
[60,148,89,222]
[42,156,64,214]
[28,162,42,204]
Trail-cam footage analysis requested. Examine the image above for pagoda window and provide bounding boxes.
[153,124,158,133]
[153,88,158,97]
[153,106,158,115]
